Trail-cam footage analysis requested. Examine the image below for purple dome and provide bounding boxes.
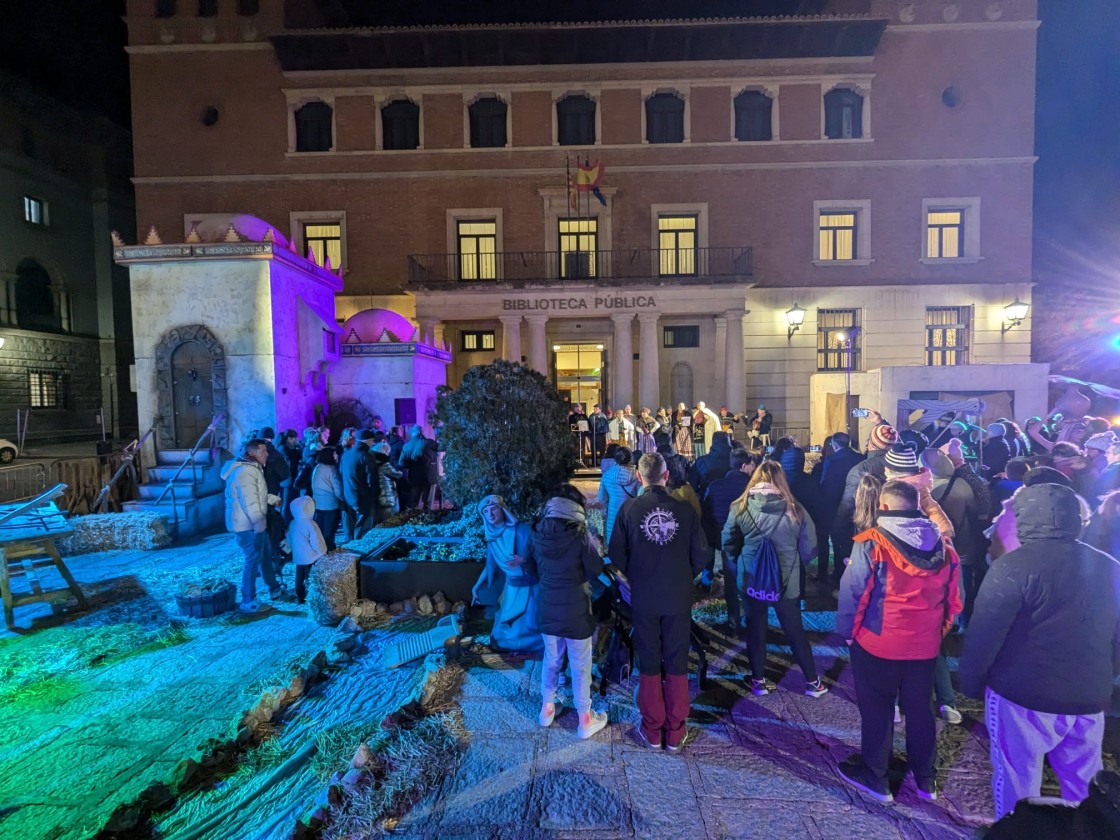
[341,308,415,343]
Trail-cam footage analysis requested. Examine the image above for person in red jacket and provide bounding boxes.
[836,479,963,804]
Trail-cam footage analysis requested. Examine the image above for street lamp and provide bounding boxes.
[1002,298,1029,333]
[785,303,806,340]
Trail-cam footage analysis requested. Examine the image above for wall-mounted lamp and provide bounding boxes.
[552,344,562,352]
[1002,298,1029,333]
[0,336,6,350]
[785,303,806,340]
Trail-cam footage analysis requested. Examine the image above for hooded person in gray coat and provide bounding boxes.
[960,483,1120,821]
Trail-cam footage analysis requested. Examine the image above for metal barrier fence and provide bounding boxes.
[0,454,138,512]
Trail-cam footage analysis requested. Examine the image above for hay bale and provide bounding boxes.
[308,551,361,626]
[57,512,174,555]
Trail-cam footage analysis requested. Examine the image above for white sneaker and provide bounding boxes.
[539,700,561,727]
[577,710,608,740]
[894,705,902,724]
[939,705,963,725]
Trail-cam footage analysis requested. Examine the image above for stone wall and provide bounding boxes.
[0,328,103,442]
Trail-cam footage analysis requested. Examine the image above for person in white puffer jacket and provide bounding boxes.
[288,496,328,605]
[222,439,286,613]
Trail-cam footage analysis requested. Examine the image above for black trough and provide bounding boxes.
[358,535,483,603]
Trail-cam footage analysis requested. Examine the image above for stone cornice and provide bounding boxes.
[112,243,344,292]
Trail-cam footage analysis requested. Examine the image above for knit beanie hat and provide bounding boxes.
[885,442,921,475]
[940,438,965,467]
[986,422,1007,438]
[869,424,898,451]
[1084,432,1118,453]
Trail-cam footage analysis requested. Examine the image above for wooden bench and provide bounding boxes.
[0,485,89,630]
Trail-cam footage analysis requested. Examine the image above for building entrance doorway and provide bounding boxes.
[171,340,214,447]
[553,343,607,410]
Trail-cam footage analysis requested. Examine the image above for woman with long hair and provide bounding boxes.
[853,473,885,535]
[722,461,826,698]
[399,424,438,510]
[673,402,694,461]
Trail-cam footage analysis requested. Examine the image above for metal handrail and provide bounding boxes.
[91,416,161,514]
[154,414,223,506]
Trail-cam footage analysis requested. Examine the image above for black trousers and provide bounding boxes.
[829,520,854,585]
[295,563,313,604]
[746,597,818,683]
[314,508,341,552]
[721,551,741,628]
[960,563,987,627]
[850,642,937,784]
[632,611,691,676]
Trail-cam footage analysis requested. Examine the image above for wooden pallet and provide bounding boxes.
[0,485,89,629]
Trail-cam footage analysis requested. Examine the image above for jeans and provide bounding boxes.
[746,597,818,683]
[314,508,341,552]
[933,655,955,708]
[851,642,937,785]
[985,687,1104,820]
[542,635,594,715]
[236,529,280,605]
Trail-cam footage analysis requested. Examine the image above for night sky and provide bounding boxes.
[1,0,1116,380]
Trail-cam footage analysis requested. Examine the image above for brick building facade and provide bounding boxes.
[123,0,1038,438]
[0,72,136,444]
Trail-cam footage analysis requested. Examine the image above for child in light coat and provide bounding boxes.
[289,496,328,604]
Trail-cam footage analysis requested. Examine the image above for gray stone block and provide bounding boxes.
[699,799,814,838]
[436,737,535,832]
[694,753,853,804]
[624,750,705,838]
[460,696,546,735]
[533,767,630,832]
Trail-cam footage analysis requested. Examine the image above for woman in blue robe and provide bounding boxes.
[471,495,543,652]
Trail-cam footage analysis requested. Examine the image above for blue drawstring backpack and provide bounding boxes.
[743,504,783,603]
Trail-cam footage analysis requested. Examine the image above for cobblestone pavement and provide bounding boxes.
[0,534,335,839]
[394,583,1119,840]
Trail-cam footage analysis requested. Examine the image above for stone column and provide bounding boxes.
[637,312,660,410]
[724,309,746,414]
[525,315,549,374]
[417,316,442,347]
[713,315,727,405]
[611,312,634,409]
[499,315,522,363]
[0,273,15,325]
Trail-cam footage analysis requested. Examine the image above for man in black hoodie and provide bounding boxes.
[960,483,1120,821]
[609,453,707,752]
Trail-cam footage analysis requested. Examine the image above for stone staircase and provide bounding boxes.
[124,448,230,538]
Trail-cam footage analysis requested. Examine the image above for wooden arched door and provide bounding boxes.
[171,340,213,448]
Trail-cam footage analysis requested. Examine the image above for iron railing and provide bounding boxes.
[407,246,753,286]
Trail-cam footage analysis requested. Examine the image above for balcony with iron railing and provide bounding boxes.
[406,246,753,288]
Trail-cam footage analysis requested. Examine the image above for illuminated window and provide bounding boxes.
[658,215,697,276]
[558,218,597,278]
[457,220,497,280]
[461,330,496,352]
[926,306,970,366]
[734,90,773,141]
[23,196,47,227]
[927,210,964,259]
[469,97,507,148]
[824,88,863,139]
[557,95,596,146]
[819,213,857,261]
[304,223,342,268]
[663,326,699,348]
[817,309,861,371]
[294,101,333,152]
[382,100,420,150]
[645,93,684,144]
[29,370,65,408]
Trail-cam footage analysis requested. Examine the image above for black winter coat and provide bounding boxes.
[819,447,864,511]
[609,486,707,616]
[263,442,291,496]
[960,484,1120,715]
[836,449,886,529]
[525,517,603,640]
[340,443,376,509]
[701,470,751,546]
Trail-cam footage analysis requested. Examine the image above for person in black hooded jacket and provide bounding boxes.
[524,485,608,741]
[960,483,1120,821]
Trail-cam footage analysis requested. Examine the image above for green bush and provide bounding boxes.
[436,359,576,517]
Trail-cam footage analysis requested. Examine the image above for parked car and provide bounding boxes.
[0,439,18,464]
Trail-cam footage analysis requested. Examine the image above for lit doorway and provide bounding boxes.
[552,343,607,410]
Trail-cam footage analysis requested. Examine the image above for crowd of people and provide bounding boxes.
[223,398,1120,824]
[222,419,442,611]
[481,400,1120,822]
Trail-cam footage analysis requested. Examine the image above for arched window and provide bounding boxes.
[382,99,420,150]
[645,92,684,144]
[734,90,773,142]
[469,97,507,148]
[155,0,176,18]
[15,259,60,332]
[294,101,333,152]
[198,0,217,17]
[237,0,259,14]
[670,363,694,410]
[824,88,864,139]
[556,95,596,146]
